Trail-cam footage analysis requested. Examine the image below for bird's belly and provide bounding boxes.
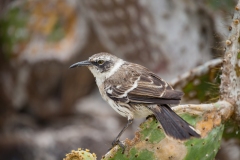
[105,98,153,119]
[129,104,153,118]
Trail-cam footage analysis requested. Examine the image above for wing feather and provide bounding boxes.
[105,63,184,104]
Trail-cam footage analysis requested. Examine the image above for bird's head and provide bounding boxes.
[70,52,124,82]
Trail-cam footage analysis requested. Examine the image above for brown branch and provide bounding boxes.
[173,101,233,121]
[220,1,240,123]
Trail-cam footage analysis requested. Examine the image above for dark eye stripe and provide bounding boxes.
[91,60,113,72]
[91,61,98,66]
[92,60,106,66]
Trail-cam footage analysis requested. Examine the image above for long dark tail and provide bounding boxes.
[150,104,200,140]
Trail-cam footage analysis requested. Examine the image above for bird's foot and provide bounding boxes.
[146,114,155,120]
[108,139,125,154]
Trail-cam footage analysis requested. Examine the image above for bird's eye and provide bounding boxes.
[97,60,104,65]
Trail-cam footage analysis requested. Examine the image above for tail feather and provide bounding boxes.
[150,104,200,140]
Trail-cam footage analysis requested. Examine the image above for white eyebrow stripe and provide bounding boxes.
[106,59,124,78]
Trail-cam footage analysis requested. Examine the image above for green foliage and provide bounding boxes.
[0,6,29,59]
[0,1,67,60]
[47,20,65,42]
[237,52,240,59]
[206,0,235,11]
[181,67,221,103]
[182,75,210,102]
[223,120,240,140]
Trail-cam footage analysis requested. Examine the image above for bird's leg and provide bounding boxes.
[109,118,133,153]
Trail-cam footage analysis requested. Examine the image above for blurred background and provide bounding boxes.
[0,0,238,159]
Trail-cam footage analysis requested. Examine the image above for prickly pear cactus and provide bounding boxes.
[102,111,224,160]
[171,59,222,103]
[64,148,97,160]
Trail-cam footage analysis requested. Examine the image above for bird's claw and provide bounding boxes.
[146,114,155,120]
[108,139,125,154]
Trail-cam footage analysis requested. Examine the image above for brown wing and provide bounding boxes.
[105,63,183,104]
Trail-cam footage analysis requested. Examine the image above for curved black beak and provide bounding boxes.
[69,60,92,69]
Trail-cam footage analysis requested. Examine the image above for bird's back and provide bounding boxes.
[104,62,184,105]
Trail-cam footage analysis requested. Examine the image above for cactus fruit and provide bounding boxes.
[64,148,97,160]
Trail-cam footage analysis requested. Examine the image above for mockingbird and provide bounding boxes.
[70,52,200,151]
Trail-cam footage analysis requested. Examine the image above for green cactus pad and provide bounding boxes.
[184,125,224,160]
[139,117,165,143]
[102,112,224,160]
[182,69,221,103]
[172,63,221,103]
[102,147,155,160]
